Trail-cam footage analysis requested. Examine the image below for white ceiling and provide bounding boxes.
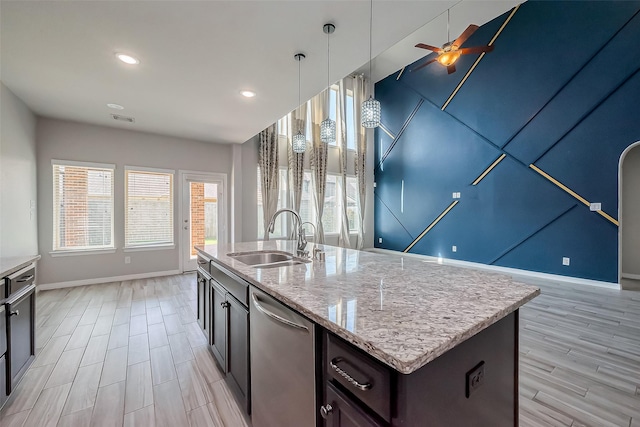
[1,0,519,145]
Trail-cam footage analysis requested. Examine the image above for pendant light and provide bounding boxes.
[320,23,336,144]
[292,53,307,153]
[361,0,381,128]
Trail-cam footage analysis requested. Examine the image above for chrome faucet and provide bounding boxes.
[267,208,307,255]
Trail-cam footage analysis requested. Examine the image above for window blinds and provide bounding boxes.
[125,169,174,247]
[52,163,114,251]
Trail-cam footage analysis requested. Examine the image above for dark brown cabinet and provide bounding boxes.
[209,280,227,370]
[196,268,210,342]
[322,383,383,427]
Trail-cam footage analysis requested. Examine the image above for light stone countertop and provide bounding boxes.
[0,255,40,278]
[196,241,539,374]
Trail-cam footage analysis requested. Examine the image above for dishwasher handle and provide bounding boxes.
[251,292,309,332]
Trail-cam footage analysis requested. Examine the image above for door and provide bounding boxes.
[226,295,250,412]
[210,280,227,371]
[323,382,383,427]
[181,172,226,272]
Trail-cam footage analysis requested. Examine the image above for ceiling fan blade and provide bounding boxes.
[410,58,438,72]
[458,45,494,55]
[453,24,479,47]
[415,43,442,53]
[447,64,456,74]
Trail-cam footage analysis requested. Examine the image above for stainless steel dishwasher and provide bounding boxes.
[250,286,316,427]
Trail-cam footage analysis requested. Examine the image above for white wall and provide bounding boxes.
[622,145,640,276]
[36,118,232,285]
[0,82,38,258]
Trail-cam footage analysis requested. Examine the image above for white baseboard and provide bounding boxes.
[368,248,621,290]
[621,273,640,281]
[37,269,182,290]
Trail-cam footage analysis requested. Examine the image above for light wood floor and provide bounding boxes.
[0,273,248,427]
[519,277,640,427]
[0,273,638,426]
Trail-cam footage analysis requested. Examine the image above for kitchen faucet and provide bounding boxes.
[267,208,307,256]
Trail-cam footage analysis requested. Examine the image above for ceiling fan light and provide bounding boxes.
[361,96,381,129]
[320,118,336,144]
[437,51,461,67]
[292,131,307,153]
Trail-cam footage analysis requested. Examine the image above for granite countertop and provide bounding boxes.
[0,255,41,278]
[196,241,539,374]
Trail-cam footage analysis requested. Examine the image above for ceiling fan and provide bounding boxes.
[411,10,494,75]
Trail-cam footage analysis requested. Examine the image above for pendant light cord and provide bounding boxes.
[447,8,450,42]
[327,27,330,91]
[298,56,302,133]
[369,0,373,94]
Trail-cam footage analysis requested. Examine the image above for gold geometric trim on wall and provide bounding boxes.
[379,123,396,140]
[472,154,506,185]
[441,5,521,111]
[404,201,459,253]
[529,164,619,226]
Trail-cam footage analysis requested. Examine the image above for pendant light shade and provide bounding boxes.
[361,96,381,129]
[292,53,307,153]
[292,131,306,153]
[322,23,336,144]
[320,118,336,144]
[361,0,381,129]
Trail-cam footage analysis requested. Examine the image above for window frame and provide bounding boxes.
[50,159,116,255]
[124,165,175,250]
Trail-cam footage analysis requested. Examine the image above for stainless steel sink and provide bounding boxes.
[227,250,310,268]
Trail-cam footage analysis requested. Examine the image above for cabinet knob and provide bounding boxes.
[221,301,230,308]
[320,404,333,419]
[9,310,19,317]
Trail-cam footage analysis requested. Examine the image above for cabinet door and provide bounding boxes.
[323,383,383,427]
[210,281,228,371]
[196,272,206,330]
[226,295,249,413]
[7,288,36,394]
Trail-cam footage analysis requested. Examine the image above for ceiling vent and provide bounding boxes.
[111,114,135,123]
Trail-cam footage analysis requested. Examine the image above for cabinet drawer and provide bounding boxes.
[196,254,211,274]
[326,333,391,422]
[6,265,35,297]
[210,261,248,307]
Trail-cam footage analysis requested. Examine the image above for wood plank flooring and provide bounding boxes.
[0,274,247,427]
[518,277,640,427]
[0,272,638,426]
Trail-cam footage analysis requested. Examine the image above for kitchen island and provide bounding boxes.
[196,241,539,427]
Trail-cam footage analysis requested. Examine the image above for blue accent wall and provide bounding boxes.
[374,1,640,283]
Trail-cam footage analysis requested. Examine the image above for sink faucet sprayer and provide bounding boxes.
[267,208,307,255]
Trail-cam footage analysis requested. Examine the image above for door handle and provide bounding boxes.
[9,310,19,317]
[251,293,309,332]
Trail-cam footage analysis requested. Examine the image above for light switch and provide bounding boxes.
[378,237,383,244]
[562,257,570,266]
[452,246,457,252]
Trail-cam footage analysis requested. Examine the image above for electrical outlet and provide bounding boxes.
[378,237,382,244]
[590,203,601,211]
[125,256,131,264]
[452,192,457,199]
[466,361,485,398]
[562,257,570,266]
[452,192,461,199]
[373,182,377,188]
[452,245,457,252]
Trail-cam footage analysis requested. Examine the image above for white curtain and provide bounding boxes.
[259,124,279,240]
[310,90,328,244]
[337,80,351,248]
[287,104,306,239]
[353,75,367,249]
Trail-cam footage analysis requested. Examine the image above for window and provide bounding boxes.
[52,160,114,252]
[125,168,174,248]
[257,167,288,239]
[299,173,360,236]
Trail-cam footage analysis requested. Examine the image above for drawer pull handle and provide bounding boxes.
[17,275,34,283]
[330,357,372,391]
[320,404,333,419]
[9,310,19,317]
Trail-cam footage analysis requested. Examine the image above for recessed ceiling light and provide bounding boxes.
[116,53,140,65]
[240,90,256,98]
[107,103,124,110]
